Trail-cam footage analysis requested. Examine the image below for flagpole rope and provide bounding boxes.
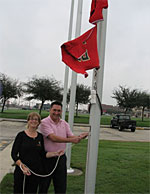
[22,174,26,194]
[19,132,89,194]
[20,155,60,178]
[19,143,77,194]
[20,156,60,194]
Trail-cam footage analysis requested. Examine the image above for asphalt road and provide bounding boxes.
[0,120,149,151]
[74,126,150,142]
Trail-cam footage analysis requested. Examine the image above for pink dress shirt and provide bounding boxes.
[40,116,74,152]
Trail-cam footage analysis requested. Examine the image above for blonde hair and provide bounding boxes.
[27,112,41,129]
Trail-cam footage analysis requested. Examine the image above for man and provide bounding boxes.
[40,101,88,194]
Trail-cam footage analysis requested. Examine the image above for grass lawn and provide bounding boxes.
[0,109,150,127]
[0,140,149,194]
[0,109,49,120]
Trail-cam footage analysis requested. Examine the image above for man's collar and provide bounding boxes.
[49,115,61,124]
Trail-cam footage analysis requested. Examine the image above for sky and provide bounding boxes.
[0,0,150,106]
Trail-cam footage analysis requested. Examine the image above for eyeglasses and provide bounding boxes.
[29,118,39,121]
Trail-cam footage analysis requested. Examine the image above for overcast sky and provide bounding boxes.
[0,0,150,106]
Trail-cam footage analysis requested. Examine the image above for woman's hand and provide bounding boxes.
[20,164,31,176]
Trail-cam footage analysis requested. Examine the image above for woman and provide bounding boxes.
[11,112,63,194]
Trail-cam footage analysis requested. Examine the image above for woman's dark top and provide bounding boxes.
[11,131,46,175]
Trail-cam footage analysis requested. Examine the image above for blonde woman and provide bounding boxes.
[11,112,63,194]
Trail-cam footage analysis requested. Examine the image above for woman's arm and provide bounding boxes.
[11,133,22,162]
[16,159,31,175]
[11,132,31,176]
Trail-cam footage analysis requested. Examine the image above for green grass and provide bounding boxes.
[0,109,49,120]
[0,174,13,194]
[0,140,150,194]
[0,109,150,127]
[134,117,150,127]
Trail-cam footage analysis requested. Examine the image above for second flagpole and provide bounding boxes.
[66,0,83,172]
[62,0,75,121]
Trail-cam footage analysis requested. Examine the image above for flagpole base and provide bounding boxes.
[67,167,75,174]
[67,168,83,176]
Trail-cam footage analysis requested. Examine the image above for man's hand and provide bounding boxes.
[46,150,65,158]
[70,136,81,144]
[78,132,89,140]
[57,150,65,156]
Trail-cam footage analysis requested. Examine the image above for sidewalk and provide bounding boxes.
[0,142,14,182]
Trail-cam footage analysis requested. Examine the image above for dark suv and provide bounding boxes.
[110,114,136,132]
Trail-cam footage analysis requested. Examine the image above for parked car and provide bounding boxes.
[110,114,136,132]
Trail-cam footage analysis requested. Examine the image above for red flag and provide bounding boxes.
[89,0,108,24]
[61,26,99,77]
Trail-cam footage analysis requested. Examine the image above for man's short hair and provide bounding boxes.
[50,101,62,109]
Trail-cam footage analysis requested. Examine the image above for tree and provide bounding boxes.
[0,73,22,113]
[24,76,63,114]
[112,85,138,113]
[136,91,150,121]
[68,84,91,116]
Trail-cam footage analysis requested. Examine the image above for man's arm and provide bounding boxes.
[47,133,81,144]
[68,132,89,139]
[78,132,89,139]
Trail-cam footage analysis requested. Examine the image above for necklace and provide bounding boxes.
[25,129,38,139]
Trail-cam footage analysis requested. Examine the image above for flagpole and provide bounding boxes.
[62,0,75,120]
[66,0,83,172]
[84,9,108,194]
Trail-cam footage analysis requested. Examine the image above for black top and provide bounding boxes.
[11,131,46,174]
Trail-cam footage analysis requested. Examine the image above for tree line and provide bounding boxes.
[112,85,150,121]
[0,73,149,120]
[0,73,90,115]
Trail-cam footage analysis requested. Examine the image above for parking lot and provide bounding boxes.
[74,125,150,142]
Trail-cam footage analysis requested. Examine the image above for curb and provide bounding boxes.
[0,118,26,123]
[73,123,150,130]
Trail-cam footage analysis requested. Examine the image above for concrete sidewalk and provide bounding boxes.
[0,142,14,182]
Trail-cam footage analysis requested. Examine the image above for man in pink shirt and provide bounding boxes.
[40,101,88,194]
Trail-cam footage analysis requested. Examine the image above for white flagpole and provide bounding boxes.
[62,0,75,120]
[84,9,108,194]
[66,0,83,172]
